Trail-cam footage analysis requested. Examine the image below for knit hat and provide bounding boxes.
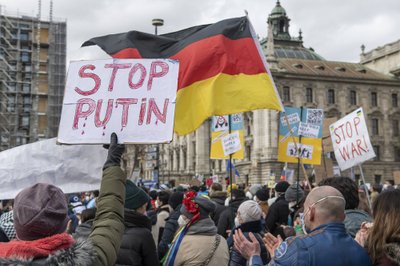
[0,211,16,240]
[125,180,150,210]
[275,181,290,193]
[255,188,270,202]
[237,200,262,223]
[285,183,304,202]
[169,191,184,210]
[13,183,69,241]
[180,193,216,220]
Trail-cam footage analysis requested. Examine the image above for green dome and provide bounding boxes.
[271,1,286,16]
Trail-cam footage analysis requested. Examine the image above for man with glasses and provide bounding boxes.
[233,186,372,266]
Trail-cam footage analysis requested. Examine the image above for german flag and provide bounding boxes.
[82,16,283,135]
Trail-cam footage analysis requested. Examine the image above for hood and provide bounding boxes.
[210,191,227,200]
[229,198,247,209]
[124,209,152,230]
[186,217,217,236]
[384,242,400,265]
[0,234,95,265]
[344,209,373,238]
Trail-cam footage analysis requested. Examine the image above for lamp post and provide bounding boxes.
[152,18,164,35]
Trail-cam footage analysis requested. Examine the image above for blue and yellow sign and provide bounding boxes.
[210,114,244,159]
[278,107,323,165]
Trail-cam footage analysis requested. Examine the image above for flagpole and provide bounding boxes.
[358,164,372,213]
[229,115,233,204]
[283,112,312,191]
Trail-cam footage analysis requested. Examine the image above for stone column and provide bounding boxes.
[196,121,210,175]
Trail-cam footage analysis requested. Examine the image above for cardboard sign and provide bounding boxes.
[278,107,324,165]
[210,114,244,159]
[393,171,400,185]
[329,108,375,171]
[222,131,241,156]
[58,59,179,144]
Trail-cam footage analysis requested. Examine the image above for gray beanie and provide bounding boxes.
[249,184,262,196]
[285,183,304,202]
[237,200,262,223]
[180,195,216,220]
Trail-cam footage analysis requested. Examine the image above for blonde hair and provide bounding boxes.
[366,190,400,264]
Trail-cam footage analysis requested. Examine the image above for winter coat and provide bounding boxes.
[376,242,400,266]
[0,228,8,243]
[344,209,373,238]
[0,166,126,266]
[265,194,289,238]
[210,191,228,226]
[158,204,181,260]
[228,220,270,266]
[73,219,94,240]
[116,209,158,266]
[152,204,171,246]
[217,197,247,238]
[173,218,229,266]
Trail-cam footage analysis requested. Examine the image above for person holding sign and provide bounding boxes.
[0,133,126,266]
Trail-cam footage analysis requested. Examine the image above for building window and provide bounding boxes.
[350,90,357,105]
[21,116,30,128]
[20,32,28,41]
[371,119,379,135]
[374,175,382,184]
[373,145,380,160]
[394,147,400,161]
[283,86,290,102]
[6,95,15,112]
[22,84,30,93]
[306,88,313,103]
[393,120,399,137]
[392,94,398,107]
[21,52,30,62]
[327,89,335,104]
[371,92,378,107]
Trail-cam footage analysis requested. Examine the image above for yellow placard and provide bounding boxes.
[210,130,244,159]
[278,136,322,165]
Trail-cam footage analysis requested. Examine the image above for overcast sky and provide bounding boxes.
[0,0,399,63]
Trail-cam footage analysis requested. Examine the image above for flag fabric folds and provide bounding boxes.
[82,16,283,135]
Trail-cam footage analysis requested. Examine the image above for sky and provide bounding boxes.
[0,0,399,63]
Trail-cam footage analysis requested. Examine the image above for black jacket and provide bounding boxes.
[228,220,270,266]
[217,197,247,238]
[73,219,94,240]
[158,204,181,260]
[0,227,8,242]
[116,209,158,266]
[265,194,289,238]
[210,192,228,226]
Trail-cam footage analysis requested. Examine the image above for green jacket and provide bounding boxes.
[89,166,126,266]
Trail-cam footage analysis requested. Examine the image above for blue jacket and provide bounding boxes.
[249,223,372,266]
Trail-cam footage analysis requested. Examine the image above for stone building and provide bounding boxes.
[127,1,400,185]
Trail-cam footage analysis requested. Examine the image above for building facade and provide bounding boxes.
[127,1,400,185]
[0,9,66,150]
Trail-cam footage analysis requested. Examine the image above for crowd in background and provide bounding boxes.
[0,135,399,265]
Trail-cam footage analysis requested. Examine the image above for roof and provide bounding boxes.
[274,45,324,61]
[277,58,397,81]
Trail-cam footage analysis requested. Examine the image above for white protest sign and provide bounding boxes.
[286,142,313,160]
[222,131,241,156]
[280,112,300,126]
[58,59,179,144]
[298,122,320,138]
[329,108,376,171]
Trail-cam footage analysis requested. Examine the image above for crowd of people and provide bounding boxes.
[0,134,399,265]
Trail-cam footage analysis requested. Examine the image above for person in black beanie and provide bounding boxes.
[265,181,290,238]
[116,180,158,266]
[158,191,184,260]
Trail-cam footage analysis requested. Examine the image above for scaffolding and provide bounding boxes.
[0,4,66,151]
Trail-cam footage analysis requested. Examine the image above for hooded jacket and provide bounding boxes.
[116,209,158,266]
[172,218,229,266]
[344,209,373,238]
[0,166,126,266]
[217,197,247,238]
[210,191,228,226]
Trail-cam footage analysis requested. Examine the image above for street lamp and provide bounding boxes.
[152,18,164,35]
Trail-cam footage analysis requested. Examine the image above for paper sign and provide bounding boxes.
[306,109,323,125]
[298,122,320,138]
[58,58,179,144]
[222,131,242,156]
[212,115,229,132]
[286,142,314,160]
[281,112,300,126]
[329,108,376,171]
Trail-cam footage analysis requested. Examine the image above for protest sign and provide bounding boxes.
[210,114,244,159]
[58,59,179,144]
[393,171,400,185]
[329,108,375,171]
[278,107,324,165]
[0,138,107,200]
